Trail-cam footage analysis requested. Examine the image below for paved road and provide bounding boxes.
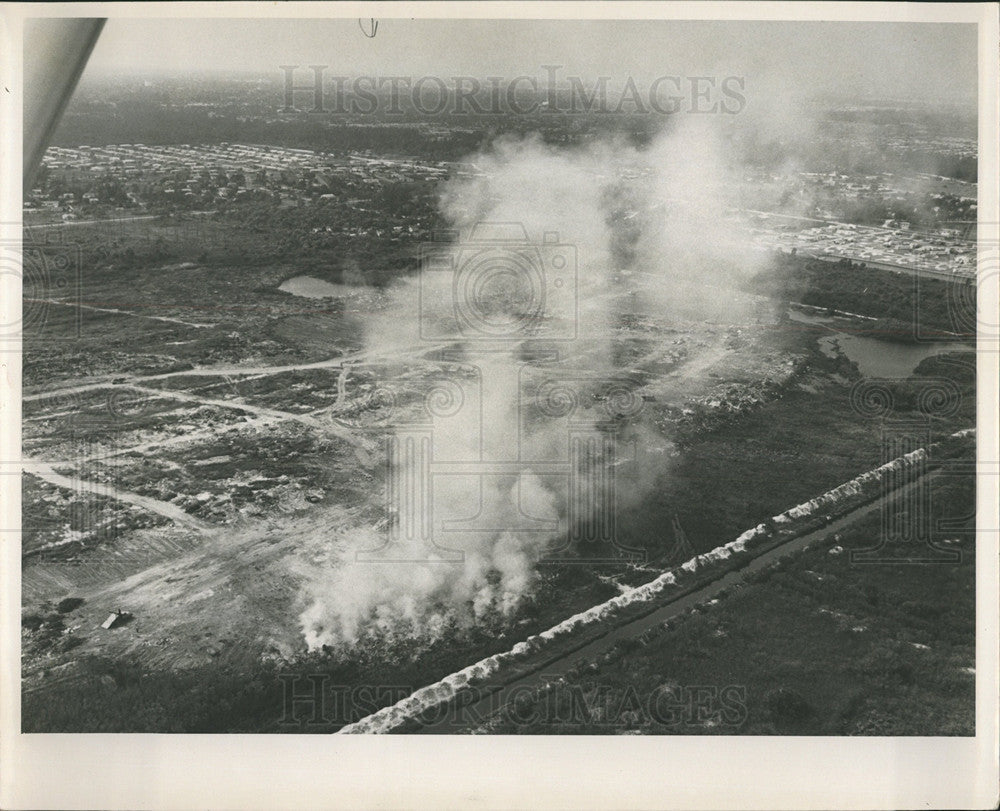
[24,214,160,229]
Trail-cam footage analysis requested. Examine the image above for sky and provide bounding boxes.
[81,18,978,102]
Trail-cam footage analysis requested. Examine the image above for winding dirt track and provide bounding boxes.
[23,461,214,533]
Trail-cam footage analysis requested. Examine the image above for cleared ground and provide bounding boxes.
[19,219,976,731]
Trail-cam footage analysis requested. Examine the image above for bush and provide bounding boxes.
[22,613,45,632]
[56,597,85,614]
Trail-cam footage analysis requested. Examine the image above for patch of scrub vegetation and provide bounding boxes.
[479,466,975,735]
[20,563,623,733]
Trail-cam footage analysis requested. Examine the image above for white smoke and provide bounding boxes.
[340,430,970,733]
[298,117,766,651]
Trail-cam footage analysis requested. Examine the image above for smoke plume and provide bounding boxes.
[298,117,766,651]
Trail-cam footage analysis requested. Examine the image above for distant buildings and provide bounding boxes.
[29,142,453,215]
[750,215,976,278]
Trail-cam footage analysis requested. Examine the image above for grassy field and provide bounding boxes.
[612,340,974,562]
[478,465,976,735]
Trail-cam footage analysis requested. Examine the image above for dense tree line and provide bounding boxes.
[748,254,972,339]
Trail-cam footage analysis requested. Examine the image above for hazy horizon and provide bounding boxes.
[74,19,977,105]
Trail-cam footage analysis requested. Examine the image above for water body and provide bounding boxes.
[279,275,358,299]
[789,307,973,378]
[819,333,973,378]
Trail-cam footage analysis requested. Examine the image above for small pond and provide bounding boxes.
[279,275,358,299]
[818,333,974,378]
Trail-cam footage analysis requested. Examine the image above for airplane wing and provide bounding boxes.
[22,18,105,194]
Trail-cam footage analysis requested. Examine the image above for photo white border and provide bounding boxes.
[1,3,997,809]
